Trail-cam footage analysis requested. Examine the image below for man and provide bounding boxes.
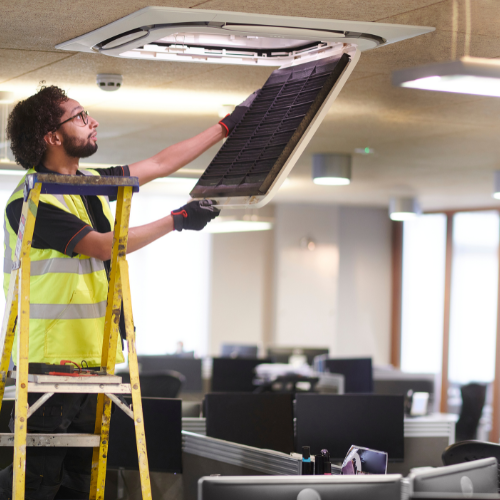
[1,84,250,499]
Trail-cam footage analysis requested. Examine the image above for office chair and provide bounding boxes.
[119,370,185,398]
[455,383,487,442]
[442,440,500,491]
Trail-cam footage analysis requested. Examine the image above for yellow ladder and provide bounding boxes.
[0,173,152,500]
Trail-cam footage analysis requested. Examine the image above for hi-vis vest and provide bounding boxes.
[3,167,124,367]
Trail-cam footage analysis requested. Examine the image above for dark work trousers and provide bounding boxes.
[0,392,97,500]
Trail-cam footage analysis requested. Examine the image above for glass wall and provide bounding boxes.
[448,211,499,384]
[401,214,447,373]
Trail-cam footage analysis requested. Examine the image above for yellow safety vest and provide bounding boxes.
[3,167,124,367]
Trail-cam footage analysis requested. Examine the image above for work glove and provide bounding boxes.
[219,89,261,137]
[171,199,220,231]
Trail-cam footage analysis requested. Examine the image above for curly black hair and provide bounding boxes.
[7,85,68,169]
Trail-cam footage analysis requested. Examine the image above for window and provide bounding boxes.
[448,211,499,384]
[401,214,447,373]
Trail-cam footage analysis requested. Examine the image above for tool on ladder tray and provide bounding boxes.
[0,173,152,500]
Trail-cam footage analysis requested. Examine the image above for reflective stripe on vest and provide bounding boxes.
[30,257,105,276]
[30,301,107,320]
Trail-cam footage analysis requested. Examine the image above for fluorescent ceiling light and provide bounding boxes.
[389,197,421,221]
[205,215,273,233]
[0,169,23,176]
[312,153,351,186]
[393,57,500,98]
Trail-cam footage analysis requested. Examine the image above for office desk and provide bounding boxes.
[183,413,457,443]
[388,413,457,475]
[183,413,457,479]
[182,431,306,500]
[404,413,457,445]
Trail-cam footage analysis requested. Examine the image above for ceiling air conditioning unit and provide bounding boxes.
[56,8,433,208]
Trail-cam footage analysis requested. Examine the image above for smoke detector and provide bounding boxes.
[96,73,123,91]
[56,7,434,67]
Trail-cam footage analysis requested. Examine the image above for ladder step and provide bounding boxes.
[11,373,123,385]
[27,382,131,394]
[0,433,100,447]
[27,173,139,197]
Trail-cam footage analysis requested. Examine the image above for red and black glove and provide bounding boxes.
[219,89,261,137]
[171,199,220,231]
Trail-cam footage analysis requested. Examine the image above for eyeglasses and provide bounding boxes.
[56,110,89,129]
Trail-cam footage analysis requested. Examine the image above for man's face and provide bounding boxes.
[57,99,99,159]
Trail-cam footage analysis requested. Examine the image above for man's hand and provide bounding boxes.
[219,89,261,137]
[171,199,220,231]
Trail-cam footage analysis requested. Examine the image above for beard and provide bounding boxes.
[60,129,98,159]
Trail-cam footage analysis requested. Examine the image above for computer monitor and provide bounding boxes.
[411,458,498,495]
[137,355,202,392]
[267,347,329,365]
[374,378,434,395]
[198,474,403,500]
[323,358,373,393]
[107,397,182,473]
[221,344,258,359]
[204,393,294,454]
[211,357,271,392]
[295,394,404,462]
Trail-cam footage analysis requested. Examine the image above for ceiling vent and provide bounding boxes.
[56,7,433,208]
[56,7,433,67]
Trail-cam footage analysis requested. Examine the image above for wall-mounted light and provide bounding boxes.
[393,57,500,98]
[312,153,351,186]
[389,197,421,221]
[299,237,316,251]
[493,171,500,200]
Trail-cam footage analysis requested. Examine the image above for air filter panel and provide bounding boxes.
[191,45,359,208]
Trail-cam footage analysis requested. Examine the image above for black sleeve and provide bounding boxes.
[92,165,130,177]
[6,199,93,257]
[91,166,130,202]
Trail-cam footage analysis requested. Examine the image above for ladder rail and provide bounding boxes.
[12,183,42,500]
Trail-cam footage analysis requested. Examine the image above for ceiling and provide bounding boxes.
[1,0,500,211]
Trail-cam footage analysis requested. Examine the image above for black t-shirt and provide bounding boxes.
[6,163,130,257]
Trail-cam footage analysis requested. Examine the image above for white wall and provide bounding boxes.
[207,203,392,363]
[273,204,340,352]
[336,206,392,365]
[208,229,274,357]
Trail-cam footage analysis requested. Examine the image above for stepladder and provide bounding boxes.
[0,172,152,500]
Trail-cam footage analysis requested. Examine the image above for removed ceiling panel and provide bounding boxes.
[191,47,358,208]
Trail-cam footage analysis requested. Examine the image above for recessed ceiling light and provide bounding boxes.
[393,57,500,98]
[312,154,351,186]
[389,197,421,221]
